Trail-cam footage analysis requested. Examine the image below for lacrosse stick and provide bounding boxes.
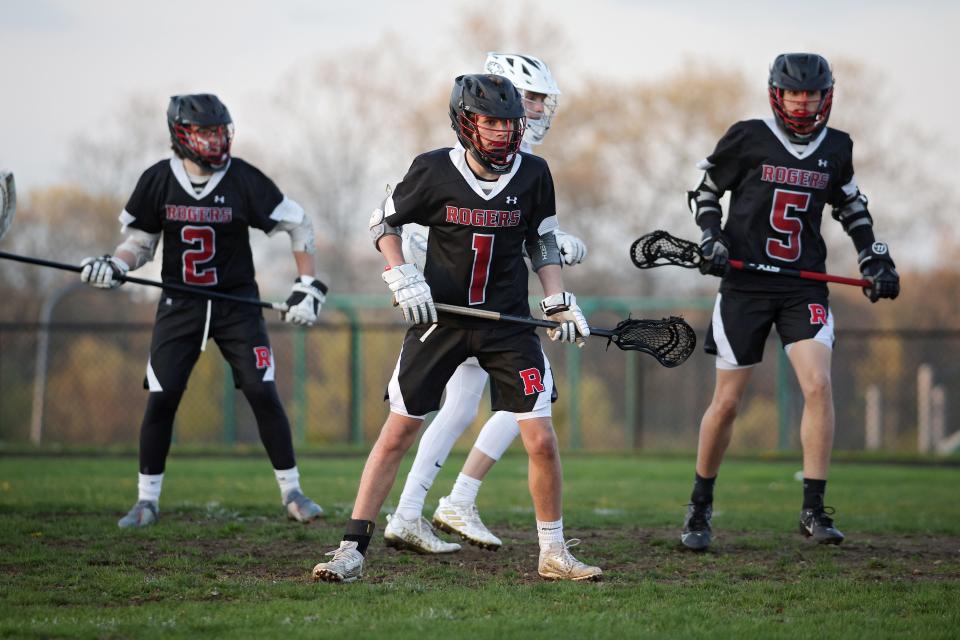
[0,251,290,311]
[0,171,15,243]
[630,229,869,288]
[434,303,696,368]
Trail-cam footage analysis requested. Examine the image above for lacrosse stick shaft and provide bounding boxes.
[728,259,869,288]
[434,302,616,338]
[0,250,286,310]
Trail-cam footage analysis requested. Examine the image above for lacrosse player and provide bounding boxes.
[312,73,601,583]
[80,94,327,528]
[681,54,899,550]
[386,53,588,555]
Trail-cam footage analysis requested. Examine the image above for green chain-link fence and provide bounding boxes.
[2,296,958,454]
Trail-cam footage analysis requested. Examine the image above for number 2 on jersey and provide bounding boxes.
[766,188,811,262]
[469,233,495,305]
[181,225,217,285]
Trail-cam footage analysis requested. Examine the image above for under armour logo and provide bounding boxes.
[214,195,225,204]
[818,159,828,168]
[505,196,518,204]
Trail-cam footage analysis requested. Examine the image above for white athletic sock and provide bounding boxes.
[537,518,565,548]
[449,473,482,505]
[274,466,301,502]
[138,473,164,503]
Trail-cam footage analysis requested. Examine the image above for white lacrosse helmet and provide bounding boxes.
[483,52,560,145]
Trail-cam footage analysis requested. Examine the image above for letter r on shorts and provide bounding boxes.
[808,303,828,325]
[519,367,545,396]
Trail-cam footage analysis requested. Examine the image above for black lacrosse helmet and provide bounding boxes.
[449,74,526,174]
[167,94,234,171]
[768,53,834,142]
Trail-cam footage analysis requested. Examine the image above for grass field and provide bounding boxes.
[1,453,959,639]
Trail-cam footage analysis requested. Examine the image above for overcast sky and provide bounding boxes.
[1,0,957,194]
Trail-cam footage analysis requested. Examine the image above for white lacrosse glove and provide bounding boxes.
[555,230,587,265]
[382,263,437,325]
[282,276,328,326]
[540,292,590,347]
[80,255,129,289]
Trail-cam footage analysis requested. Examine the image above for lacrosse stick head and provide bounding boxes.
[630,230,702,270]
[0,171,16,243]
[606,315,697,367]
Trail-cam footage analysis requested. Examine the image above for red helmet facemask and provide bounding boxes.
[768,87,833,138]
[455,112,525,173]
[171,122,234,170]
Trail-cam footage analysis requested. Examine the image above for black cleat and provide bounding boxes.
[681,502,713,550]
[799,506,845,544]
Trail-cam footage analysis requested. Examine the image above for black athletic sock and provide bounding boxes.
[802,478,827,510]
[343,519,376,556]
[691,473,716,505]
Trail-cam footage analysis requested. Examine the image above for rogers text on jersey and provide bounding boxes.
[164,205,234,224]
[760,164,829,190]
[445,205,521,228]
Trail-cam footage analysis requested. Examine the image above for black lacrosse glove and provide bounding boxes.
[858,242,899,303]
[698,228,729,277]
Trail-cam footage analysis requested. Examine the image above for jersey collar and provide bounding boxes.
[763,118,829,160]
[169,157,231,201]
[448,143,522,201]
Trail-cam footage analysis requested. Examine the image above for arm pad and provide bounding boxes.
[688,171,723,232]
[116,229,160,270]
[369,205,402,251]
[271,213,317,254]
[832,189,876,253]
[526,231,562,271]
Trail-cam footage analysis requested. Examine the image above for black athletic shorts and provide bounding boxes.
[144,294,276,391]
[704,291,834,367]
[386,323,552,418]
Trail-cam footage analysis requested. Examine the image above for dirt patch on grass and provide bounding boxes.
[14,516,960,586]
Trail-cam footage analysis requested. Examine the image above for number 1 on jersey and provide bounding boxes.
[766,188,811,262]
[182,225,218,286]
[469,233,495,305]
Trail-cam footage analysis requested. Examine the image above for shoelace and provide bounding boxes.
[686,503,711,530]
[325,543,357,562]
[814,506,836,527]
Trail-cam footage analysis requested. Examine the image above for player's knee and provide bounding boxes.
[800,373,832,401]
[522,426,559,460]
[378,415,421,453]
[710,395,741,423]
[436,402,479,432]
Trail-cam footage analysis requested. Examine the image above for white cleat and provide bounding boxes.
[284,489,325,523]
[117,500,158,528]
[312,541,364,583]
[538,539,603,581]
[384,513,461,554]
[432,496,502,550]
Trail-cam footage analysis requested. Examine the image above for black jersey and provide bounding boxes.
[704,118,857,295]
[385,145,558,327]
[121,157,299,293]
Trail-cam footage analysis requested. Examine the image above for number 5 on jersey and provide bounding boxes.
[766,188,811,263]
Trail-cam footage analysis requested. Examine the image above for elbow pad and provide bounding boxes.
[832,190,873,234]
[369,190,402,251]
[687,171,723,230]
[526,231,562,271]
[272,213,317,254]
[116,229,160,270]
